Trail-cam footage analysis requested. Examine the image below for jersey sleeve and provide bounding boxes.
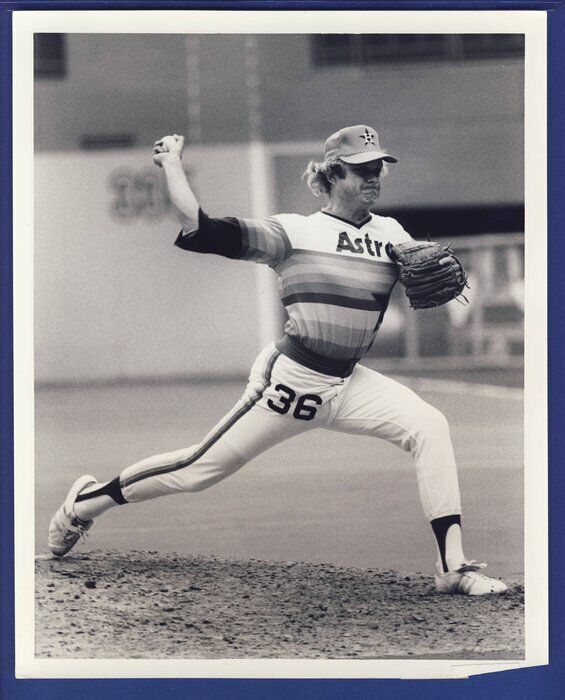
[174,209,292,267]
[237,215,293,267]
[174,209,244,259]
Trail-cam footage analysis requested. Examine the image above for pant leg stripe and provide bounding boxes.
[120,350,281,489]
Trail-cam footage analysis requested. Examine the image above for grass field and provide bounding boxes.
[35,370,523,580]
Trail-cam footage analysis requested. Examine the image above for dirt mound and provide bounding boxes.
[35,550,524,659]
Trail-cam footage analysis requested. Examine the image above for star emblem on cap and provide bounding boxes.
[360,128,375,146]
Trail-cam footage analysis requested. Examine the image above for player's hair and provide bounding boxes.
[302,158,346,197]
[302,158,389,197]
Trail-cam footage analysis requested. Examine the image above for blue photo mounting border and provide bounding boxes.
[1,1,563,697]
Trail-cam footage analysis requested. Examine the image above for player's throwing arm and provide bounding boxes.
[153,134,199,233]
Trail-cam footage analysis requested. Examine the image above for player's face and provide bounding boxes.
[336,162,383,206]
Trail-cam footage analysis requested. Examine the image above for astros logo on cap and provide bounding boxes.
[324,125,398,164]
[360,128,376,146]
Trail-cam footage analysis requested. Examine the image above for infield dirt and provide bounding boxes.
[35,550,524,659]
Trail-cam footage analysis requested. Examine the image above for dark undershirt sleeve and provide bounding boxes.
[174,208,244,259]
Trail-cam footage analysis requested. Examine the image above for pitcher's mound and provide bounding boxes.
[35,550,524,659]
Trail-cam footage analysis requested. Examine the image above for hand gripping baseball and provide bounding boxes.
[152,134,185,167]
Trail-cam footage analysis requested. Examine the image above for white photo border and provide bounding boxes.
[13,8,547,679]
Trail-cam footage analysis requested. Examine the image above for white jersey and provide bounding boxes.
[238,210,412,361]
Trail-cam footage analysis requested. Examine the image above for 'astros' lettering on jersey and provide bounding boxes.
[236,210,412,362]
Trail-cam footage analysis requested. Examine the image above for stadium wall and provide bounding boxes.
[35,35,524,213]
[34,146,262,385]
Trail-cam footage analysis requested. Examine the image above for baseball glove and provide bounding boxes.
[389,240,469,310]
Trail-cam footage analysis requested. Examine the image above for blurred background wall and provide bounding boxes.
[34,33,524,385]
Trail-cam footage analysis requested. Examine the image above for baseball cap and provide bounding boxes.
[324,125,398,164]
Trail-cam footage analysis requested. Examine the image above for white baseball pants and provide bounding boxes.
[120,343,461,521]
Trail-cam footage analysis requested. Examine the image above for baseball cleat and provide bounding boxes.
[434,560,508,596]
[48,474,97,557]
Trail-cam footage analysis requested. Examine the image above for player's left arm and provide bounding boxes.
[389,240,469,309]
[389,217,462,269]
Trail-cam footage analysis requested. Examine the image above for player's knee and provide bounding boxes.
[413,403,451,445]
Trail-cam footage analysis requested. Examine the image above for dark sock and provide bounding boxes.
[431,514,461,573]
[75,476,128,505]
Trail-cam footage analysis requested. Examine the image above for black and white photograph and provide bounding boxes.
[12,9,547,678]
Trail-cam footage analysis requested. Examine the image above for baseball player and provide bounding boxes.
[49,125,507,595]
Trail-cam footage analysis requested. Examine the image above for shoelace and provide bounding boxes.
[456,559,487,573]
[62,527,89,544]
[62,516,90,543]
[457,561,499,587]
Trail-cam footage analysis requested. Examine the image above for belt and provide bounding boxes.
[275,335,359,378]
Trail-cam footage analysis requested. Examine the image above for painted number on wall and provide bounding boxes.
[109,169,171,219]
